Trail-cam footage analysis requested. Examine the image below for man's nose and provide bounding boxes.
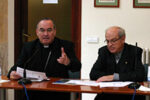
[107,42,113,46]
[43,31,48,35]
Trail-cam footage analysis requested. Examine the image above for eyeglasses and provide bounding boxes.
[104,37,121,44]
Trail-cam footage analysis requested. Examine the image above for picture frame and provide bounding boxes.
[133,0,150,8]
[94,0,120,7]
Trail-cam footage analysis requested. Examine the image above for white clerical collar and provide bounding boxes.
[43,45,49,48]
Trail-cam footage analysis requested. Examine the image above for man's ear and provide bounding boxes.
[36,29,39,36]
[122,36,126,42]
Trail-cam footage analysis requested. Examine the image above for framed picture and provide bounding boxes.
[133,0,150,8]
[94,0,120,7]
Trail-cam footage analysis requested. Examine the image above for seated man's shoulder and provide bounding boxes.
[57,38,73,46]
[24,39,38,45]
[125,43,142,52]
[23,39,39,50]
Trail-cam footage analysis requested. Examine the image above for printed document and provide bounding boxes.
[17,67,49,82]
[138,85,150,91]
[99,81,133,88]
[53,79,99,86]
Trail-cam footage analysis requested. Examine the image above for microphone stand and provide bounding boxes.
[18,68,32,84]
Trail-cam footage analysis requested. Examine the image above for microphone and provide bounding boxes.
[18,48,40,84]
[135,42,138,70]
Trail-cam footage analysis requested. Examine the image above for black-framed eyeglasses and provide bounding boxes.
[104,37,121,44]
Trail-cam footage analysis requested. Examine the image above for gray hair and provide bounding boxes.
[118,27,125,38]
[106,26,126,38]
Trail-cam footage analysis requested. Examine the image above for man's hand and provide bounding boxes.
[10,71,21,80]
[57,47,70,66]
[96,75,114,82]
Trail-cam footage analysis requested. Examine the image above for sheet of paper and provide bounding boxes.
[0,80,10,83]
[17,67,49,81]
[66,80,99,86]
[53,79,99,86]
[99,81,133,88]
[138,85,150,91]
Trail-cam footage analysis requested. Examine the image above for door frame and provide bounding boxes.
[72,0,81,60]
[14,0,28,61]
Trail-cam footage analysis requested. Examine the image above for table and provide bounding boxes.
[0,76,102,100]
[101,82,150,96]
[1,76,150,100]
[0,76,102,93]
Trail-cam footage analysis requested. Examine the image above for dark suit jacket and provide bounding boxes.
[90,43,145,82]
[7,37,81,78]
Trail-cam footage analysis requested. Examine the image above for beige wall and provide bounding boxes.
[81,0,150,99]
[0,0,8,76]
[0,0,8,43]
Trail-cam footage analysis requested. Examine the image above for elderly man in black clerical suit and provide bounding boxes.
[7,18,81,100]
[90,26,145,100]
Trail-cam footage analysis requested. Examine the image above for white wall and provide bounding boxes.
[81,0,150,100]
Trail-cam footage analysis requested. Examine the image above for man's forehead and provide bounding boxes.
[39,27,52,30]
[38,20,53,26]
[105,32,119,39]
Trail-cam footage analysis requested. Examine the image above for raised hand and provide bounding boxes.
[57,47,70,66]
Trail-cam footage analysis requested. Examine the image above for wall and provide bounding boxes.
[0,0,8,100]
[0,0,8,75]
[7,0,14,100]
[0,0,8,43]
[81,0,150,100]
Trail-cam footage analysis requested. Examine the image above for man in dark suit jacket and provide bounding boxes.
[90,26,145,100]
[7,18,81,100]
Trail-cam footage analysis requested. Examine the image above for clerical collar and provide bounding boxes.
[43,45,49,48]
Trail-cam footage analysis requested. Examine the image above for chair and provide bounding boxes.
[144,64,149,81]
[68,70,80,79]
[68,70,81,100]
